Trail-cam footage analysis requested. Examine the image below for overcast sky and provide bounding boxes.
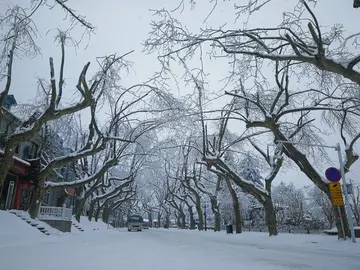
[1,0,359,188]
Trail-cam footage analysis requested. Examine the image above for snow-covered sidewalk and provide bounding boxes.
[1,211,359,270]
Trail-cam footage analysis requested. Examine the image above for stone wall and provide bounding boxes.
[42,219,72,232]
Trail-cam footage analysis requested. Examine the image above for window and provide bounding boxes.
[30,143,39,158]
[43,192,50,205]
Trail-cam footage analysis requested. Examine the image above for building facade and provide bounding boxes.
[0,96,42,210]
[0,95,76,212]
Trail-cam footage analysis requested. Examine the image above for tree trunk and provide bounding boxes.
[214,210,221,232]
[148,212,153,228]
[88,201,95,222]
[195,198,204,230]
[94,202,101,222]
[180,211,186,229]
[188,205,195,230]
[210,197,221,232]
[264,196,278,236]
[75,197,85,222]
[176,212,181,228]
[28,185,44,219]
[334,205,351,239]
[102,205,110,224]
[322,189,351,238]
[157,212,161,228]
[165,210,170,228]
[225,177,242,233]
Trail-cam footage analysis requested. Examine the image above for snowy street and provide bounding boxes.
[1,210,360,270]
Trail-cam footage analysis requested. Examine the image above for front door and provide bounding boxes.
[0,174,18,210]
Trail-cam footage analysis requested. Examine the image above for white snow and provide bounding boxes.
[0,211,47,247]
[9,210,66,236]
[72,215,112,232]
[1,210,360,269]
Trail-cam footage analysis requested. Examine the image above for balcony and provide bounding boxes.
[38,205,72,221]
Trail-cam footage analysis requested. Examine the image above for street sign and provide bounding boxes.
[329,183,344,206]
[325,167,341,182]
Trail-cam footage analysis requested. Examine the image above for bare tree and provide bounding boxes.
[189,168,222,232]
[178,144,205,231]
[349,180,360,226]
[0,16,169,219]
[144,2,360,237]
[273,182,308,228]
[150,178,169,228]
[223,176,243,233]
[165,175,187,229]
[29,0,94,31]
[0,0,95,106]
[195,85,283,235]
[306,185,335,229]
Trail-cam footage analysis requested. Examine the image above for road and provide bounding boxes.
[1,227,360,270]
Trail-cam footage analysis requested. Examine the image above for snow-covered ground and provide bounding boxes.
[72,215,111,232]
[1,210,360,270]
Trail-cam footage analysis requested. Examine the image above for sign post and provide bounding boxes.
[328,182,346,240]
[274,140,356,243]
[325,168,346,240]
[335,143,356,243]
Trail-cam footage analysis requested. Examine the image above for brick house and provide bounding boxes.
[0,95,41,210]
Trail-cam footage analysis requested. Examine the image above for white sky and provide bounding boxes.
[0,0,359,188]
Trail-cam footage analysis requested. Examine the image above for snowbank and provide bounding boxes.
[163,227,360,254]
[72,216,112,232]
[10,210,67,236]
[0,210,46,247]
[324,226,360,235]
[1,218,360,270]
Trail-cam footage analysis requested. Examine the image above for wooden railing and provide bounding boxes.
[38,204,72,221]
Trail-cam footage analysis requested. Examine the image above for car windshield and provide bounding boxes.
[128,215,142,222]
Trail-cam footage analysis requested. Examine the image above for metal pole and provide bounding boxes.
[336,143,356,243]
[275,140,357,243]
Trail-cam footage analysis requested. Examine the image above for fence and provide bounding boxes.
[38,204,72,221]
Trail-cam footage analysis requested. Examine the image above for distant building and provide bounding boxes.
[0,95,76,212]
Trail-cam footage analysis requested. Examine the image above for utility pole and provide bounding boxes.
[275,140,356,243]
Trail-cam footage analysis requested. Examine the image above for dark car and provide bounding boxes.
[127,215,143,232]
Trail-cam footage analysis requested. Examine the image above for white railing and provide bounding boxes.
[38,204,72,221]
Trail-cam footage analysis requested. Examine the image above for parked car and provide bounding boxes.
[127,215,143,232]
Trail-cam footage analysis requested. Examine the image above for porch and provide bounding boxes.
[38,204,73,232]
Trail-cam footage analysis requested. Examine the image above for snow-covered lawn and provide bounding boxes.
[1,211,360,270]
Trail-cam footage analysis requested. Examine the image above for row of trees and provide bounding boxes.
[1,1,359,239]
[134,134,360,233]
[141,0,360,237]
[0,1,173,221]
